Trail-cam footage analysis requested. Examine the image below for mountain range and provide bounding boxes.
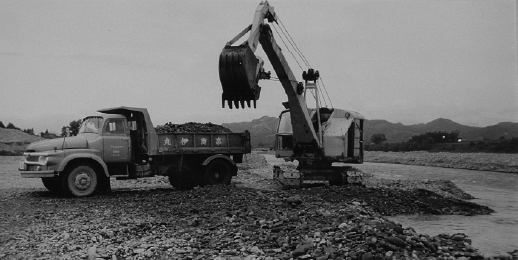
[223,117,518,146]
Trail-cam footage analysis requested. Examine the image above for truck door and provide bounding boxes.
[102,118,130,163]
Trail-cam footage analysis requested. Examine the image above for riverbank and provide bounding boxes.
[1,154,516,259]
[365,151,518,173]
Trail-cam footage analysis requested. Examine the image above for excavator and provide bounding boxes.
[219,1,364,188]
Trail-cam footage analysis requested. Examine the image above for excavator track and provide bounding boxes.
[273,164,302,189]
[272,164,364,189]
[219,45,262,109]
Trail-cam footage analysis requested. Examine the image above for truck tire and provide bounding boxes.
[61,164,98,197]
[204,159,232,185]
[97,174,112,194]
[41,177,63,193]
[168,172,194,190]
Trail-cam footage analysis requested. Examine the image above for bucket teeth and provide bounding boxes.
[219,45,262,109]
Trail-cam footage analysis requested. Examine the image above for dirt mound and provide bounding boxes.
[316,185,492,216]
[238,153,269,170]
[155,122,232,133]
[0,128,43,154]
[365,178,475,200]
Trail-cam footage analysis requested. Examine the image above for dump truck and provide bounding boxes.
[18,106,251,196]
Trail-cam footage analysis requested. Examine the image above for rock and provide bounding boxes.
[250,246,264,255]
[386,237,406,248]
[292,244,311,258]
[133,248,146,254]
[87,246,99,260]
[285,195,303,205]
[361,252,373,260]
[495,252,512,259]
[451,234,466,241]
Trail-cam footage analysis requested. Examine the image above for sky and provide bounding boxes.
[1,0,516,134]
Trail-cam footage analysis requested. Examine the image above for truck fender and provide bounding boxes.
[56,152,110,178]
[202,154,237,176]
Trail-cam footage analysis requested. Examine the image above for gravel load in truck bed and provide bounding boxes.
[155,122,232,133]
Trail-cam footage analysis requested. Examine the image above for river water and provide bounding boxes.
[262,154,518,256]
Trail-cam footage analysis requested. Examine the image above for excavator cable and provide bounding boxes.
[273,20,332,109]
[271,24,305,72]
[272,23,331,108]
[275,15,335,109]
[317,79,334,108]
[277,16,311,68]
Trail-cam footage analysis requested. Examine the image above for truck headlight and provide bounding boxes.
[38,156,48,165]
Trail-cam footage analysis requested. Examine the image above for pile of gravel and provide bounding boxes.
[155,122,232,133]
[0,185,499,260]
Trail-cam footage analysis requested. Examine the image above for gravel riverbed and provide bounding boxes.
[0,154,516,260]
[364,151,518,173]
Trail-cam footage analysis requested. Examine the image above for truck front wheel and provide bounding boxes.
[204,160,232,185]
[61,164,98,197]
[42,177,63,193]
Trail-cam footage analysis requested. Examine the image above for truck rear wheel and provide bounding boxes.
[204,159,232,185]
[61,164,98,197]
[41,177,63,193]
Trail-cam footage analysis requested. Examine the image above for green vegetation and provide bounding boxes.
[0,121,35,135]
[370,133,387,145]
[366,131,518,153]
[61,119,82,137]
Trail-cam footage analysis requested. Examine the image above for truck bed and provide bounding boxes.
[156,132,250,154]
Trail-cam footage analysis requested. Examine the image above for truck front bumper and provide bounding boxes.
[19,170,56,178]
[19,151,62,178]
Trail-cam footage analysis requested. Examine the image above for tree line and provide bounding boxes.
[0,121,35,135]
[0,119,83,139]
[366,130,518,153]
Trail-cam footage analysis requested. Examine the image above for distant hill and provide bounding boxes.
[365,119,518,143]
[223,116,278,147]
[223,116,518,146]
[2,116,515,152]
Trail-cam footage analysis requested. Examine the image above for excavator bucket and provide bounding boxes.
[219,45,262,109]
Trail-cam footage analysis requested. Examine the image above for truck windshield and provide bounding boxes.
[79,117,103,134]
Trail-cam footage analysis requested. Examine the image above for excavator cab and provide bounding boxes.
[219,45,263,109]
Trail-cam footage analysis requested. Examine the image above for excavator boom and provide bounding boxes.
[219,1,318,146]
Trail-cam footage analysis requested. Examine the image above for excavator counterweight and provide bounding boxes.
[219,45,262,109]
